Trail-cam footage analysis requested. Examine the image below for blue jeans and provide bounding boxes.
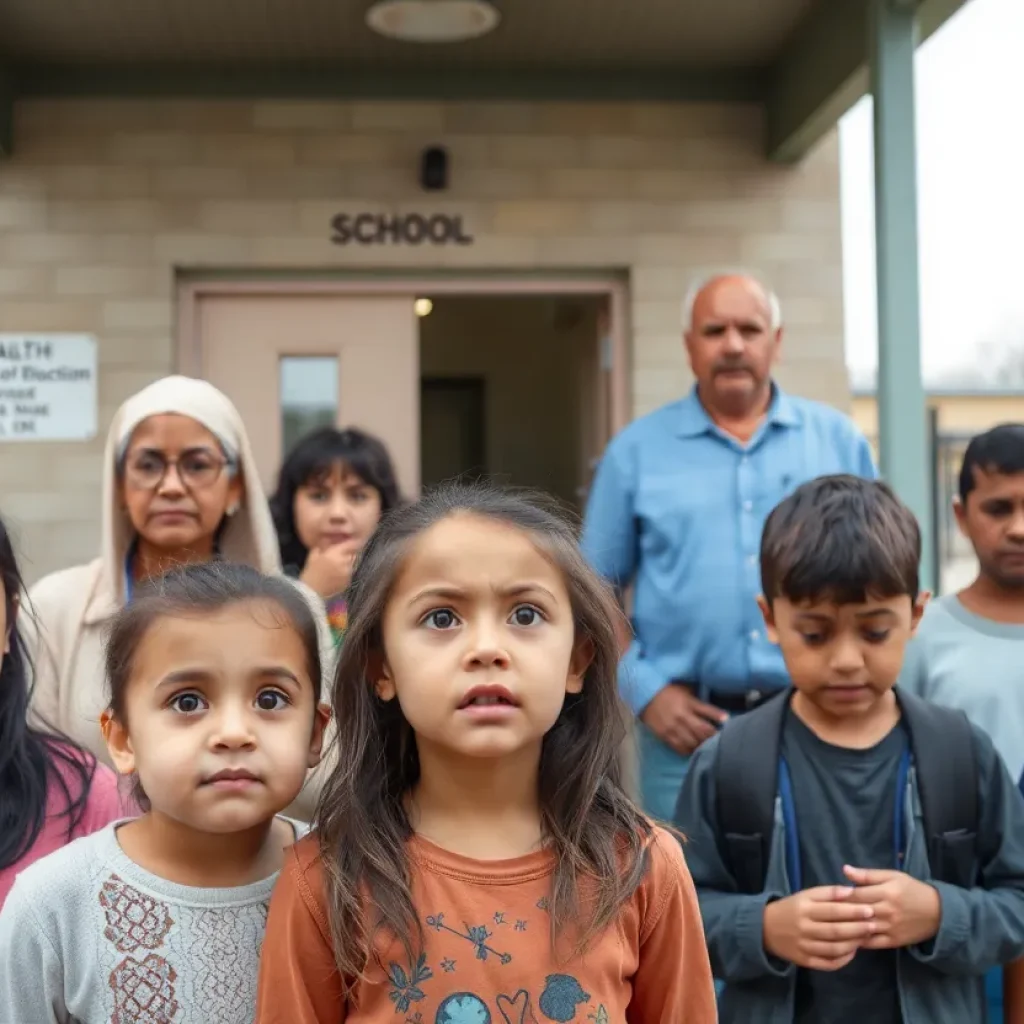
[987,966,1003,1023]
[636,721,691,821]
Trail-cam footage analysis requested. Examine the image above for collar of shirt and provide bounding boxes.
[123,542,224,604]
[675,382,800,444]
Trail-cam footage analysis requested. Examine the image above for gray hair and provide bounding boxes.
[681,271,783,332]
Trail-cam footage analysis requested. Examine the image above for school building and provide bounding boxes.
[0,0,967,584]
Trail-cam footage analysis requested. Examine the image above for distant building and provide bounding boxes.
[851,386,1024,450]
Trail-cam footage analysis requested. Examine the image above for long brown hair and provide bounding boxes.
[316,481,652,988]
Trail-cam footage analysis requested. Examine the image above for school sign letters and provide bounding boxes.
[331,212,474,247]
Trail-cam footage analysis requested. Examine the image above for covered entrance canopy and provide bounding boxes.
[0,0,974,589]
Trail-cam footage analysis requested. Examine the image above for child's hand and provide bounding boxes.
[300,544,358,600]
[762,885,877,971]
[842,865,941,948]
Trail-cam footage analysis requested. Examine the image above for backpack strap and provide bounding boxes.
[892,746,912,870]
[714,690,791,894]
[897,689,979,887]
[777,755,802,891]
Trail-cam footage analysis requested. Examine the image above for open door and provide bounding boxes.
[575,297,615,506]
[191,293,420,495]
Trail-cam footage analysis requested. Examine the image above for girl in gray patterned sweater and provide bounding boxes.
[0,562,331,1024]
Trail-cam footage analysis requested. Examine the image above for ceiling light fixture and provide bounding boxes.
[366,0,500,43]
[414,298,434,317]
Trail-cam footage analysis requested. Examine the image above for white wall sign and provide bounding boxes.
[0,334,97,441]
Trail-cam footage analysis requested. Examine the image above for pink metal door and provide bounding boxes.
[194,294,420,494]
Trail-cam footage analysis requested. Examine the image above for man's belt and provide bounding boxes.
[678,681,775,715]
[706,688,773,714]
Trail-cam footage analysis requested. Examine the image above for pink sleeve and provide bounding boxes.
[72,763,134,838]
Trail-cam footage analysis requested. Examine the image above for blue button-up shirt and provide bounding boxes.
[580,385,878,715]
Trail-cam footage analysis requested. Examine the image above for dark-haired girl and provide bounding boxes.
[256,482,716,1022]
[0,514,123,907]
[0,562,330,1022]
[270,426,401,646]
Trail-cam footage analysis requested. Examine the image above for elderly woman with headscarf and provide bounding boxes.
[25,375,333,820]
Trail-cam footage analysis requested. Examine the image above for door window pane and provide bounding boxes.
[280,356,338,455]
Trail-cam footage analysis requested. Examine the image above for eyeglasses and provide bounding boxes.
[123,448,230,491]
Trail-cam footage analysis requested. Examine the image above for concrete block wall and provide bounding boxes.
[0,98,846,582]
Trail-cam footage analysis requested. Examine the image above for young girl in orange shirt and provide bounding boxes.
[256,483,716,1023]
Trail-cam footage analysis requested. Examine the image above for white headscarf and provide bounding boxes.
[99,375,282,604]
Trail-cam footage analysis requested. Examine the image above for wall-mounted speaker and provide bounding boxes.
[420,146,449,191]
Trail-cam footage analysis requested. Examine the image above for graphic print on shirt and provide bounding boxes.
[426,913,514,964]
[496,988,539,1023]
[430,979,591,1024]
[538,975,590,1022]
[109,953,179,1023]
[388,953,433,1014]
[436,992,492,1023]
[100,875,179,1023]
[97,872,263,1023]
[403,907,605,1024]
[101,875,175,951]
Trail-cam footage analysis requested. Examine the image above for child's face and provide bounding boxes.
[102,600,329,834]
[293,462,382,557]
[375,514,587,763]
[758,593,926,720]
[955,467,1024,589]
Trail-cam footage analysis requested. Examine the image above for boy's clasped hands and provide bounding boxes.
[763,864,942,972]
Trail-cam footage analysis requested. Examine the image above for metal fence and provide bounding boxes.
[865,421,976,594]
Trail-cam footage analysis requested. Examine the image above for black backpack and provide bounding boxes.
[710,689,980,892]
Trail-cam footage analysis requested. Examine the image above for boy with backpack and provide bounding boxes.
[674,474,1024,1023]
[900,423,1024,1021]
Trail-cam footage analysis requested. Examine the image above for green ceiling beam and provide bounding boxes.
[15,64,766,103]
[766,0,971,164]
[766,0,869,164]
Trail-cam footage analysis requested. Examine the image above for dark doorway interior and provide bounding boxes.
[420,376,487,490]
[418,294,606,509]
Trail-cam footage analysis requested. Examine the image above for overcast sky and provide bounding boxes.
[840,0,1024,381]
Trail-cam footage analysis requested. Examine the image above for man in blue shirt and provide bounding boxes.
[581,272,877,820]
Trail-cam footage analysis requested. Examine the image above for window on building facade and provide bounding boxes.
[279,356,339,455]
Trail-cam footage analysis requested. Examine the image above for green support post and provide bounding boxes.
[870,0,935,593]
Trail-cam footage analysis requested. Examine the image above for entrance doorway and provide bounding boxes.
[418,295,609,510]
[177,277,627,508]
[421,377,487,487]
